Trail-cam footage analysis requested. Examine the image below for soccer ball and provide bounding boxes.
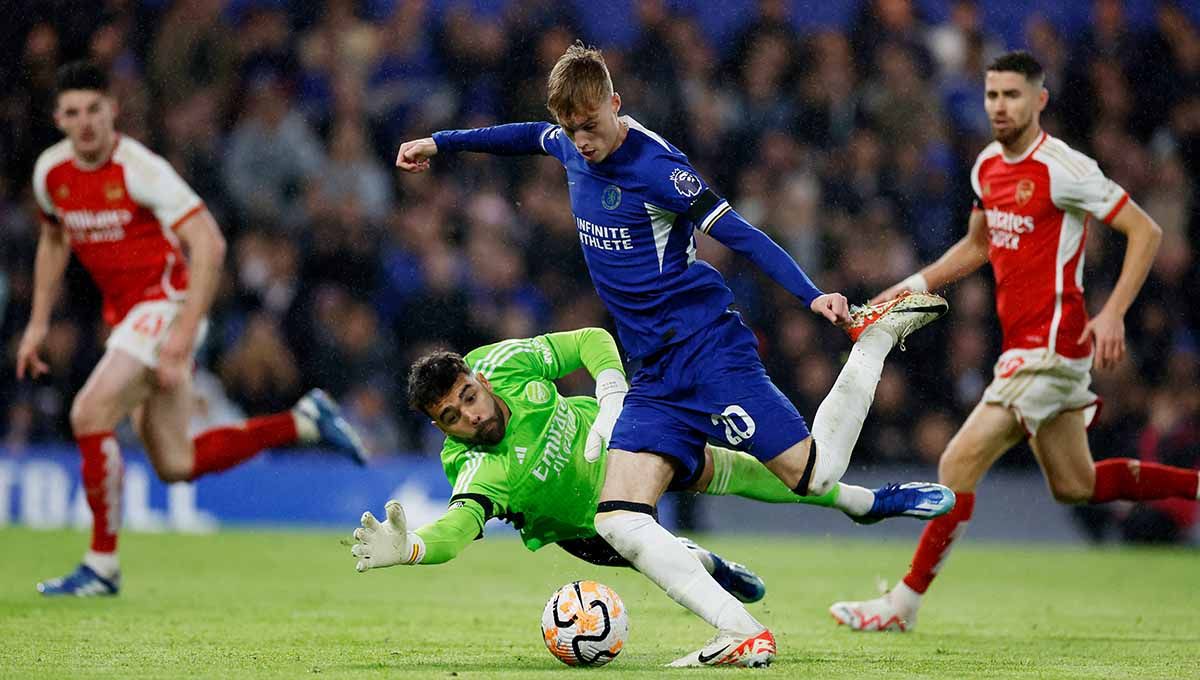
[541,580,629,666]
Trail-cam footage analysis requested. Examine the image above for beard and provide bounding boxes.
[992,117,1031,146]
[474,416,505,446]
[469,395,507,446]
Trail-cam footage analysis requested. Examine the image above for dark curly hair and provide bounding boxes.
[407,350,471,416]
[55,61,109,97]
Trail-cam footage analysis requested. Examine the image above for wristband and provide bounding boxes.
[595,368,628,404]
[404,533,427,565]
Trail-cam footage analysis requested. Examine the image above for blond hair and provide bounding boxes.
[546,41,613,123]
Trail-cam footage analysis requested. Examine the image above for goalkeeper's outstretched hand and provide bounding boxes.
[352,500,418,571]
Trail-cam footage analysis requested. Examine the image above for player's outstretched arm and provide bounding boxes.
[872,208,989,304]
[398,123,557,172]
[1079,200,1162,370]
[351,500,486,570]
[17,221,71,380]
[701,204,849,325]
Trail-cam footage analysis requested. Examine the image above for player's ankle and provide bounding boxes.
[291,408,319,444]
[84,550,120,579]
[834,484,874,516]
[891,580,922,613]
[714,599,763,637]
[858,323,898,347]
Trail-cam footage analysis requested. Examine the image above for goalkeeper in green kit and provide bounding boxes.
[350,327,952,602]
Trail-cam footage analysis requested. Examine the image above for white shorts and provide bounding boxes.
[106,299,208,369]
[981,348,1099,437]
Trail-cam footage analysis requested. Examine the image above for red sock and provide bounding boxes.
[1090,458,1199,503]
[189,413,298,480]
[902,492,975,594]
[78,432,123,554]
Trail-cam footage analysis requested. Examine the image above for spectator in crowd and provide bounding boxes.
[0,0,1195,515]
[223,71,325,229]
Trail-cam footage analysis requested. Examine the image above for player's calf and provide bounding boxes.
[1090,458,1200,503]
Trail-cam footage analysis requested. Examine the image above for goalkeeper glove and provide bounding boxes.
[585,368,628,463]
[352,500,426,571]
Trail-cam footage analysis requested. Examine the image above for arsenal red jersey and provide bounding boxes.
[971,131,1129,359]
[33,136,205,326]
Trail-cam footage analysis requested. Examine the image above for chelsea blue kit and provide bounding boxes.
[433,117,823,484]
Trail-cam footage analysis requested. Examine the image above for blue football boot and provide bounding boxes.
[679,537,767,603]
[37,563,120,597]
[853,482,956,525]
[297,389,370,465]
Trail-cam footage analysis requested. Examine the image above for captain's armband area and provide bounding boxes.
[449,493,495,519]
[685,189,732,234]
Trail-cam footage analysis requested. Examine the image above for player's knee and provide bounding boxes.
[153,460,193,486]
[594,502,656,553]
[807,439,845,497]
[593,512,619,540]
[69,394,103,435]
[1048,476,1093,505]
[152,455,194,483]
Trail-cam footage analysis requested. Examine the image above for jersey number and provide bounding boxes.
[132,312,165,338]
[711,405,756,446]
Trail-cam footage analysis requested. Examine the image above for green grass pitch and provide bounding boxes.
[1,527,1196,679]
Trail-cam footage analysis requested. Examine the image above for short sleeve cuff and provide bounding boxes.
[1102,192,1130,224]
[167,203,206,232]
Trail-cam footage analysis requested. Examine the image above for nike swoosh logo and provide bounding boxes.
[698,644,731,664]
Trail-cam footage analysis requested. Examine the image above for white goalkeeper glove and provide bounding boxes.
[351,500,425,571]
[585,368,628,463]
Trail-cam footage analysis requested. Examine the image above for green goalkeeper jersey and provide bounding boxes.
[434,328,624,554]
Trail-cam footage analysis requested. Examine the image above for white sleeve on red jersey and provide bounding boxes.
[1037,138,1129,223]
[969,141,1003,200]
[114,137,204,231]
[31,139,74,222]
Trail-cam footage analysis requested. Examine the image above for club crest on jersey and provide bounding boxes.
[104,182,125,202]
[602,185,621,210]
[525,381,551,404]
[670,168,702,197]
[1015,179,1035,207]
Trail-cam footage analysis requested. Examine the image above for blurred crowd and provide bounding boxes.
[0,0,1197,535]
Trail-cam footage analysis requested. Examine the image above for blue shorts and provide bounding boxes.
[608,311,810,489]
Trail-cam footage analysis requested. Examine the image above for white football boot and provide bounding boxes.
[846,291,948,348]
[667,628,776,668]
[829,584,920,632]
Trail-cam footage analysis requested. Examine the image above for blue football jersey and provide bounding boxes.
[536,117,735,359]
[432,117,823,361]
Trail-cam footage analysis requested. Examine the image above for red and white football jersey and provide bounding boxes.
[32,135,204,326]
[971,131,1129,359]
